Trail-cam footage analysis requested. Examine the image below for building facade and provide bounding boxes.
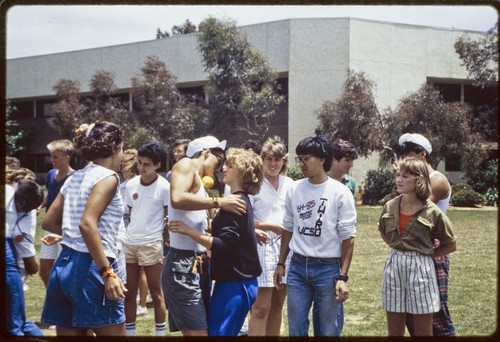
[6,18,489,185]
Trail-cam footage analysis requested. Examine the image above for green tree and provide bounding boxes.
[197,16,284,144]
[454,23,498,143]
[156,19,197,39]
[172,19,197,35]
[6,101,29,155]
[316,70,384,157]
[454,23,498,89]
[382,84,487,173]
[49,79,88,138]
[131,55,196,150]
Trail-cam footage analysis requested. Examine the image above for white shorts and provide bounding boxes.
[39,231,62,260]
[256,234,291,287]
[382,248,440,314]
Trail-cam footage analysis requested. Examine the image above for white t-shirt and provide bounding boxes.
[283,177,357,258]
[125,175,170,245]
[13,211,37,259]
[5,185,17,238]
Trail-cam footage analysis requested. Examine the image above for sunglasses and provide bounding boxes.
[213,153,226,172]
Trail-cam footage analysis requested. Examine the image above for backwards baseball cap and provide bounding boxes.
[186,136,227,157]
[398,133,432,155]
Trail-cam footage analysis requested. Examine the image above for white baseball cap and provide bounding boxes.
[398,133,432,155]
[186,136,227,157]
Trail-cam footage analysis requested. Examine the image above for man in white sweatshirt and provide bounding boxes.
[274,131,357,337]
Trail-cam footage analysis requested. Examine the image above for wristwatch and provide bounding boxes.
[338,274,349,282]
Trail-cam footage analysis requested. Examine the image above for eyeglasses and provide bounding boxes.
[294,155,313,164]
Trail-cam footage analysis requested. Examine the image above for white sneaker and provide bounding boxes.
[136,305,147,316]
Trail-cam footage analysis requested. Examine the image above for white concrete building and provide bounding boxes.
[7,18,490,184]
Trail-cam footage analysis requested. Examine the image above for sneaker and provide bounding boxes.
[136,305,147,316]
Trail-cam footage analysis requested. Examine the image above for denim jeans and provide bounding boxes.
[5,239,43,336]
[287,252,343,336]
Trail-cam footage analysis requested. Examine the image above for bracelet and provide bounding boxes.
[100,265,117,279]
[99,264,111,276]
[277,263,285,268]
[212,197,220,209]
[102,268,117,280]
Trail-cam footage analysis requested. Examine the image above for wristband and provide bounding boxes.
[277,263,285,268]
[102,268,117,280]
[338,274,349,282]
[100,265,117,279]
[100,264,111,276]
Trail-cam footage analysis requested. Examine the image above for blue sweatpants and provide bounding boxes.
[207,278,257,336]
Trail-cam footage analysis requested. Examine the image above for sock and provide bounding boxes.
[125,322,136,336]
[155,322,166,336]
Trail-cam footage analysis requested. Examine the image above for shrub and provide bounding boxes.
[362,169,395,205]
[287,165,304,181]
[464,158,498,194]
[451,188,485,207]
[452,183,473,194]
[485,187,498,206]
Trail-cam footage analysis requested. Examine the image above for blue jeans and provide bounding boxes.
[287,253,343,336]
[5,239,43,336]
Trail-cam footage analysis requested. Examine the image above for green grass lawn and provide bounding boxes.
[24,207,497,336]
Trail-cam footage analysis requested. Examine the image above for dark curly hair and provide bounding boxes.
[74,121,123,161]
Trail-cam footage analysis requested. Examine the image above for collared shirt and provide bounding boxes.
[378,195,456,255]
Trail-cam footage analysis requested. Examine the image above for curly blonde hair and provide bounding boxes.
[225,148,264,195]
[397,157,431,201]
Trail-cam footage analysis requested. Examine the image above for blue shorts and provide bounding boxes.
[162,247,210,332]
[41,246,125,328]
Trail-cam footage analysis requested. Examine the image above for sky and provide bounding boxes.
[5,4,499,59]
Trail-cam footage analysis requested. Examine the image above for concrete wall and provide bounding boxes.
[287,18,350,157]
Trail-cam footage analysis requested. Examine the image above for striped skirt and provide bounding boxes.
[382,249,440,314]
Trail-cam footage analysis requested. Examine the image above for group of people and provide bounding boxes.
[5,120,457,337]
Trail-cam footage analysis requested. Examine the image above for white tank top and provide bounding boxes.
[430,171,451,214]
[168,173,208,252]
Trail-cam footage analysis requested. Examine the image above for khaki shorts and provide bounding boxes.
[124,240,164,266]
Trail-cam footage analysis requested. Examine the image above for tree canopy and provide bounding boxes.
[197,16,284,144]
[131,55,196,149]
[316,70,384,158]
[6,101,30,156]
[382,84,487,172]
[156,19,197,38]
[49,56,197,150]
[454,23,498,89]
